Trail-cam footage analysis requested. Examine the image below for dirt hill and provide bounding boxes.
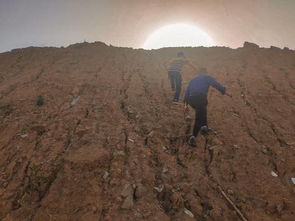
[0,42,294,221]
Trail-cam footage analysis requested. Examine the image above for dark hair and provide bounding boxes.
[177,52,185,57]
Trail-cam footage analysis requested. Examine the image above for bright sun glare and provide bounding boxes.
[143,24,214,49]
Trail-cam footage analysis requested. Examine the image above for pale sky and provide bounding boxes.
[0,0,294,52]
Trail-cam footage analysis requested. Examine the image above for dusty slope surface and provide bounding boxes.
[0,42,294,221]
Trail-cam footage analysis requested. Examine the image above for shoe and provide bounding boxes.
[173,99,181,104]
[173,101,181,105]
[188,136,197,147]
[200,126,213,135]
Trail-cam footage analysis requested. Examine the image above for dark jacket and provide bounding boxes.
[184,74,226,104]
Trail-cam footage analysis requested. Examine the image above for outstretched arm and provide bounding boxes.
[207,76,226,94]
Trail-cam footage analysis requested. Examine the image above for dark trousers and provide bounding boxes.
[168,71,182,101]
[188,94,208,137]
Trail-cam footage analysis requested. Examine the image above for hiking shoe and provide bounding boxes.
[200,126,213,135]
[173,99,181,104]
[173,101,181,105]
[188,136,197,147]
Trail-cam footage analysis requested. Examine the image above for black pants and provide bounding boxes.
[168,71,182,101]
[188,94,208,137]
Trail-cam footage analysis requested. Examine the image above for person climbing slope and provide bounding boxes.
[184,68,227,147]
[167,52,197,103]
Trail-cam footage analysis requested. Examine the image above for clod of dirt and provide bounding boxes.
[162,167,168,173]
[36,95,44,106]
[31,125,46,136]
[261,145,269,154]
[121,183,134,197]
[0,103,13,116]
[276,201,287,215]
[121,195,134,209]
[134,184,147,199]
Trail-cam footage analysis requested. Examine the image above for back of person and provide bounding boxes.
[168,57,187,73]
[167,52,196,103]
[185,73,225,101]
[187,74,212,95]
[184,68,227,147]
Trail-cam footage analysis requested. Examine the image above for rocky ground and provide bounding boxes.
[0,42,294,220]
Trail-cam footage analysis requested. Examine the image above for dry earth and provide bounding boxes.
[0,42,294,220]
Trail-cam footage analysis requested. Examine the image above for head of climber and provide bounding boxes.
[177,52,185,58]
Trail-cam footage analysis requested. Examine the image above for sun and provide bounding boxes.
[143,24,214,49]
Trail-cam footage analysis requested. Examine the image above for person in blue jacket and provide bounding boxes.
[184,68,226,147]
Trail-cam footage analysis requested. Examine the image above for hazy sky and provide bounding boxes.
[0,0,294,52]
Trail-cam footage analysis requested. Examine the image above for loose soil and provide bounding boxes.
[0,42,294,220]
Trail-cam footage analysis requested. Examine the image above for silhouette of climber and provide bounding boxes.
[167,52,197,103]
[184,68,226,147]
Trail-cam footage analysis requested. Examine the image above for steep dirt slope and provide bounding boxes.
[0,42,294,220]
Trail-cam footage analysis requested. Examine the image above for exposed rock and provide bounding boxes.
[121,184,135,209]
[243,41,259,48]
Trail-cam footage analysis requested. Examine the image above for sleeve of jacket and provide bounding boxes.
[207,76,226,94]
[184,83,191,104]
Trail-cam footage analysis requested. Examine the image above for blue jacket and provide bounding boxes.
[184,74,226,103]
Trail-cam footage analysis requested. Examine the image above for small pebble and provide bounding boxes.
[154,184,164,193]
[102,171,109,180]
[162,167,168,173]
[184,208,194,218]
[71,96,80,105]
[128,138,134,143]
[271,171,278,177]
